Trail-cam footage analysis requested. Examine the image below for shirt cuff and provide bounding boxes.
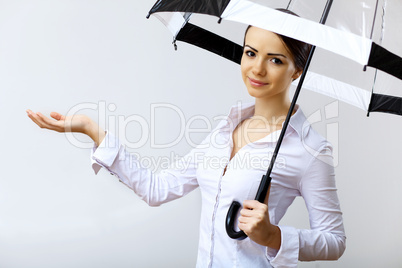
[266,226,299,267]
[90,131,121,175]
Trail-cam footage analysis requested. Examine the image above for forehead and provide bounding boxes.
[244,27,291,56]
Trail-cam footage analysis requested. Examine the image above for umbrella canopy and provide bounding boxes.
[147,0,402,116]
[146,0,402,240]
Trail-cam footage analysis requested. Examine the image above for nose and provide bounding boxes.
[252,59,266,76]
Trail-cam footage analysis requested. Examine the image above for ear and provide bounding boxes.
[292,70,302,81]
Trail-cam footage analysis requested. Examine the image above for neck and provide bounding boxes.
[253,94,292,125]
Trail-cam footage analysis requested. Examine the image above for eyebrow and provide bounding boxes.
[245,45,287,58]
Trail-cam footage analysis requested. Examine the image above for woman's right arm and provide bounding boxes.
[26,109,200,206]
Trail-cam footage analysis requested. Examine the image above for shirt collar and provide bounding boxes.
[225,102,310,141]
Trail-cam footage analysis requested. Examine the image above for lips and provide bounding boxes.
[248,77,268,87]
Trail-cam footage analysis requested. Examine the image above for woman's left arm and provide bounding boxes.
[296,144,346,261]
[239,143,345,267]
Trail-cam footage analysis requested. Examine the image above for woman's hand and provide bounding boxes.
[238,199,281,250]
[27,110,89,133]
[26,109,105,146]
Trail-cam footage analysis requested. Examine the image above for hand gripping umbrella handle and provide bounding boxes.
[225,175,272,240]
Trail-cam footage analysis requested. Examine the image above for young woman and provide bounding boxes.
[27,20,345,268]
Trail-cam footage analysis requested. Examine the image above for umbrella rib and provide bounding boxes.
[379,0,386,44]
[369,0,380,40]
[286,0,293,10]
[367,0,385,116]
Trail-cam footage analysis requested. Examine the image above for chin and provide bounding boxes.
[247,87,270,99]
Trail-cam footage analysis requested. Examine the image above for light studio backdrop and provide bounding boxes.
[0,0,401,267]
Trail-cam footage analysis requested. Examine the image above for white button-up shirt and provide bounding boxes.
[91,102,345,267]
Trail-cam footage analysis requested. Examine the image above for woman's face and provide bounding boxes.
[241,27,301,101]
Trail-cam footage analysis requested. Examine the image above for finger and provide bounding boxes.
[243,200,264,210]
[238,215,249,224]
[27,110,47,128]
[50,112,65,121]
[26,109,37,119]
[34,112,61,131]
[37,112,60,126]
[240,208,255,217]
[238,215,257,227]
[36,112,55,126]
[242,209,266,223]
[39,112,68,131]
[238,222,250,235]
[240,208,266,219]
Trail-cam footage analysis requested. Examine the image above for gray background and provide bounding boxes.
[1,0,401,267]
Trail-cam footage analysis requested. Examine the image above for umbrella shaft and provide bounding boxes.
[263,0,333,179]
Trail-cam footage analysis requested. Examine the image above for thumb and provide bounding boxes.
[50,112,65,121]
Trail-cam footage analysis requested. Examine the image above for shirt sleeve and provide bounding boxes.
[90,131,201,207]
[267,143,346,267]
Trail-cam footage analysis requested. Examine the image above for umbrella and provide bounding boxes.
[145,0,402,239]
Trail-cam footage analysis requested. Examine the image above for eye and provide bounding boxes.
[245,50,256,57]
[271,58,283,65]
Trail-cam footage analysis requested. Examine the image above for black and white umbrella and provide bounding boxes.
[146,0,402,239]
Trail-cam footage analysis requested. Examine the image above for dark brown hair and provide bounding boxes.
[244,8,312,71]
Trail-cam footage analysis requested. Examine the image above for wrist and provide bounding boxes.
[82,117,95,136]
[265,225,281,250]
[85,120,105,146]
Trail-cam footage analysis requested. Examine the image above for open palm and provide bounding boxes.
[26,110,89,134]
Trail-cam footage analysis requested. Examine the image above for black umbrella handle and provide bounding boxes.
[225,175,271,240]
[225,200,246,240]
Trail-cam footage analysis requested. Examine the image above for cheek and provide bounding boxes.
[278,68,296,83]
[240,62,248,81]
